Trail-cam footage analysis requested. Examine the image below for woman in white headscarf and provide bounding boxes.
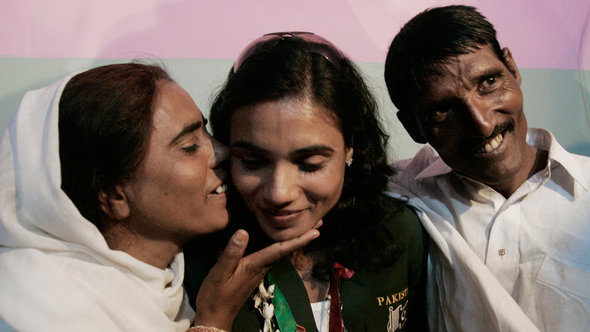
[0,63,318,332]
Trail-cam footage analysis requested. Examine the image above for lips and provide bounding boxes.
[261,208,305,227]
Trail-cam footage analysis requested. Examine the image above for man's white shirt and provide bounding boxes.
[387,128,590,332]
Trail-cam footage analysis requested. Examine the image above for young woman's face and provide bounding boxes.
[120,81,228,246]
[229,97,352,242]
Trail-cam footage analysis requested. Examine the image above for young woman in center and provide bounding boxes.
[186,32,428,331]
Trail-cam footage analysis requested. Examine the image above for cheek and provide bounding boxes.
[428,136,456,158]
[307,170,345,205]
[424,122,457,148]
[230,165,259,200]
[499,83,524,110]
[167,162,209,198]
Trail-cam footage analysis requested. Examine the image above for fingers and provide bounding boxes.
[210,229,249,276]
[245,228,320,269]
[314,219,323,229]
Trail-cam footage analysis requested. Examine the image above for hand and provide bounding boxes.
[193,227,320,330]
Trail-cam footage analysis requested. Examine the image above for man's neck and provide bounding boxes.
[491,146,548,198]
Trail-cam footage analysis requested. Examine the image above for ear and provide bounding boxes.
[397,110,427,144]
[345,147,354,161]
[98,185,130,221]
[502,47,522,86]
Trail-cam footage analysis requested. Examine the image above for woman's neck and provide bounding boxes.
[291,249,330,303]
[101,221,179,270]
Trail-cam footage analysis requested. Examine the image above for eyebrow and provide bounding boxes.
[292,145,335,156]
[424,97,456,110]
[231,141,267,154]
[231,141,335,156]
[169,121,202,146]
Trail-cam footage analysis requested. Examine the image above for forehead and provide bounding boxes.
[418,45,506,102]
[152,81,202,137]
[229,98,343,145]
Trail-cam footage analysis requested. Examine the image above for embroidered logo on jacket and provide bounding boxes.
[376,287,408,306]
[387,301,408,331]
[376,287,409,331]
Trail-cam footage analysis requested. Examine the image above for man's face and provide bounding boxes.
[414,45,536,192]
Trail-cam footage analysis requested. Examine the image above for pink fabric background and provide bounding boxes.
[1,0,589,69]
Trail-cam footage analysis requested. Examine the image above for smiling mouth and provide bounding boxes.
[478,132,504,153]
[210,184,227,195]
[261,208,305,225]
[470,121,514,155]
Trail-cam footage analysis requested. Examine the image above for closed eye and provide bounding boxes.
[298,161,325,173]
[182,144,199,155]
[295,154,328,173]
[237,155,267,170]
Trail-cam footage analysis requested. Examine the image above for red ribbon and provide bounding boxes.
[332,262,355,280]
[329,262,354,332]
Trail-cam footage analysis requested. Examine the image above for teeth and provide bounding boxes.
[214,184,227,194]
[479,133,503,153]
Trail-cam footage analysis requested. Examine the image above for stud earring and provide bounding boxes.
[346,158,353,167]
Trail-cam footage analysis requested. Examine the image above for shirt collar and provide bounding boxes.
[414,151,453,179]
[527,128,589,191]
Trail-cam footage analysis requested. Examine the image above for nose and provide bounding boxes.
[209,137,228,168]
[463,95,497,138]
[263,163,299,207]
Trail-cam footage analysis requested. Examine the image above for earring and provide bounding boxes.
[346,158,353,167]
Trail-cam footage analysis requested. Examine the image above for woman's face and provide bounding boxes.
[229,97,352,242]
[120,81,228,246]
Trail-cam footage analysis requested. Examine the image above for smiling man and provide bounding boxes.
[384,5,590,332]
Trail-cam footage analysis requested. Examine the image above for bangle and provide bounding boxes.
[187,325,229,332]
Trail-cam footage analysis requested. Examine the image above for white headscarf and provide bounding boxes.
[0,73,194,331]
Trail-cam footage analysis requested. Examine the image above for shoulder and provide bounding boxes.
[0,249,117,329]
[380,195,424,242]
[391,146,439,178]
[362,195,428,267]
[380,196,429,264]
[388,146,451,196]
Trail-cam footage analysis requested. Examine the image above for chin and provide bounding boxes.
[206,213,230,233]
[263,228,302,243]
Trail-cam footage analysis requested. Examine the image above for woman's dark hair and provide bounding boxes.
[210,34,397,273]
[58,63,172,229]
[385,5,505,114]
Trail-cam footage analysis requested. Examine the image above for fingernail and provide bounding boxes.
[311,230,320,239]
[233,229,247,245]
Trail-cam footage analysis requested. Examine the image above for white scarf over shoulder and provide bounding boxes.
[0,73,194,331]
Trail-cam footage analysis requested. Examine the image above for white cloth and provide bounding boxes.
[311,300,330,332]
[0,74,194,331]
[387,128,590,332]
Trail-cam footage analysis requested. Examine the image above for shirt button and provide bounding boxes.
[498,249,506,256]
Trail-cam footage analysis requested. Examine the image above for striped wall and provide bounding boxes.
[1,0,589,158]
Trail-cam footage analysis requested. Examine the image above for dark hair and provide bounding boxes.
[385,5,505,114]
[210,34,396,272]
[58,63,172,229]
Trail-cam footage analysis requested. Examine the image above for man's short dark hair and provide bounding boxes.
[384,5,505,114]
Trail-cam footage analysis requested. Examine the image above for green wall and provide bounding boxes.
[1,58,589,159]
